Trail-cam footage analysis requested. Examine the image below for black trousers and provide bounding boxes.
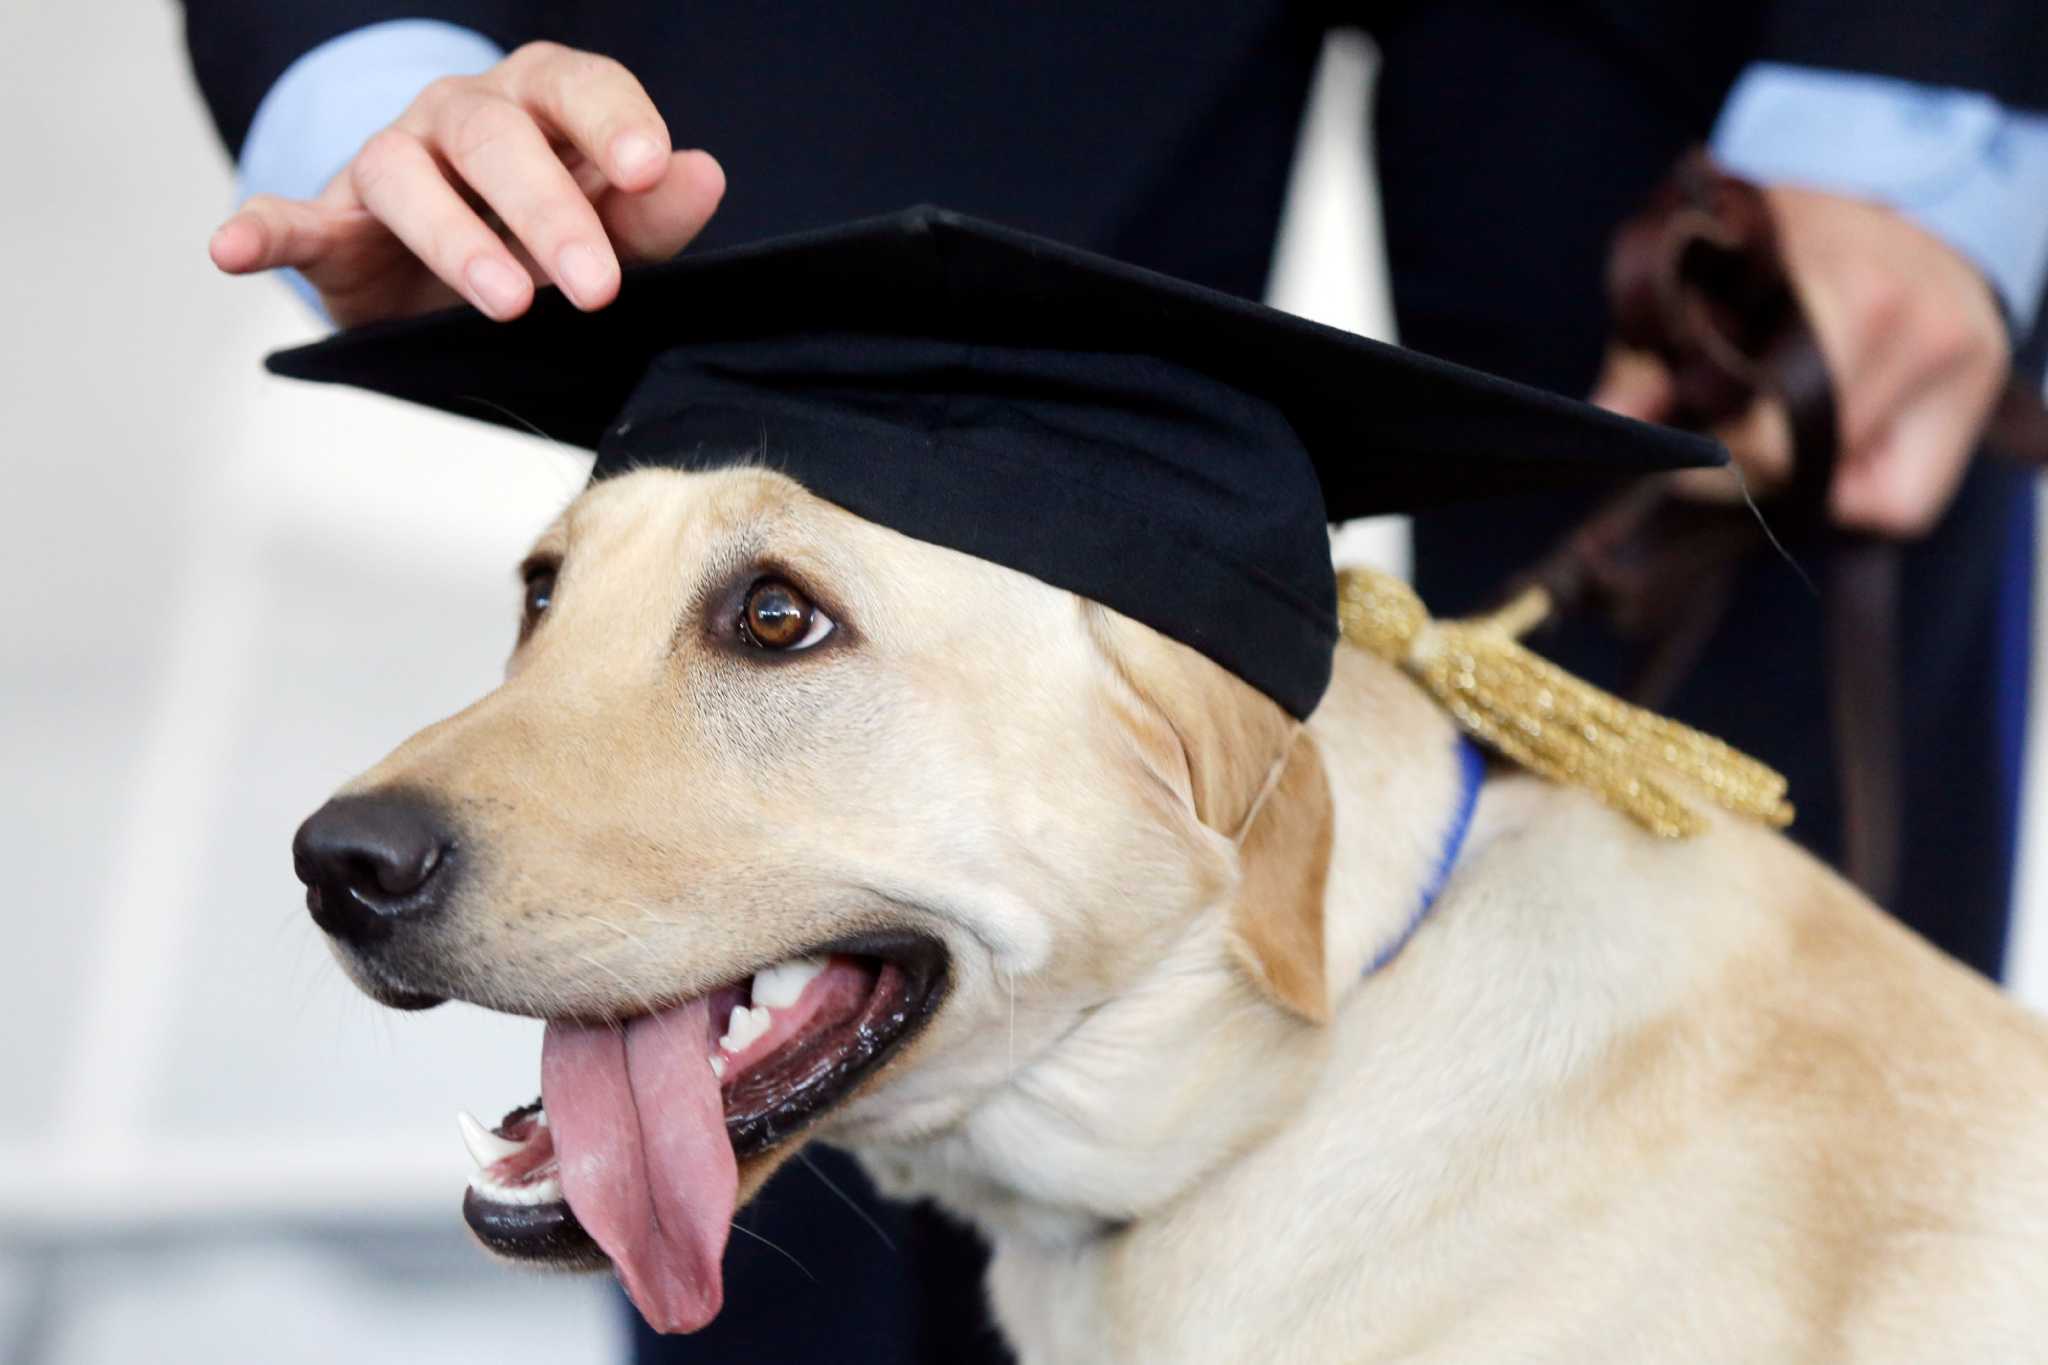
[636,5,2035,1362]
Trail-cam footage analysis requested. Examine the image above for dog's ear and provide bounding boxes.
[1083,606,1332,1023]
[1082,605,1300,836]
[1227,732,1334,1025]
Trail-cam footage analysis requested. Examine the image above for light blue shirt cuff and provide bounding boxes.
[1711,61,2048,335]
[237,19,506,319]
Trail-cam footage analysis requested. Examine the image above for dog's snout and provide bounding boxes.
[293,792,457,944]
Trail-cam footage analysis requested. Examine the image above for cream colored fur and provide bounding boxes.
[332,467,2048,1362]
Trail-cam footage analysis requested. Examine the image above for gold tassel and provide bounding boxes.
[1336,567,1793,839]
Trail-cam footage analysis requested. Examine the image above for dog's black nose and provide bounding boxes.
[293,792,456,944]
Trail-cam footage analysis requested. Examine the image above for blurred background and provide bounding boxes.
[1,5,2042,1364]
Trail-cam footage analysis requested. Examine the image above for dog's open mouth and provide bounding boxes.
[457,933,946,1332]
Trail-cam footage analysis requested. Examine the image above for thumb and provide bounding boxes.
[1590,346,1676,424]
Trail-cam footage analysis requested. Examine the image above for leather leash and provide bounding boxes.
[1514,150,2048,903]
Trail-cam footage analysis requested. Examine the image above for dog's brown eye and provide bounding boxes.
[522,566,556,630]
[740,578,833,651]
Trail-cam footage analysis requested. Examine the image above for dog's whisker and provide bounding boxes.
[625,908,700,931]
[580,925,699,1027]
[454,395,591,498]
[1006,966,1018,1084]
[575,914,649,945]
[575,951,663,1023]
[727,1220,818,1283]
[799,1150,899,1254]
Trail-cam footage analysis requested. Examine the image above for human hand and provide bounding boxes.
[207,42,725,328]
[1593,185,2010,538]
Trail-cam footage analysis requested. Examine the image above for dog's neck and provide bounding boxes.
[1360,731,1485,974]
[858,648,1476,1245]
[1314,646,1483,990]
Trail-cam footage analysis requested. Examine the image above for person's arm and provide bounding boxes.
[182,1,529,158]
[1711,64,2048,335]
[1596,66,2046,536]
[233,20,506,317]
[187,12,724,328]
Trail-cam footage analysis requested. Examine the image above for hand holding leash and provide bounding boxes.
[1524,151,2048,903]
[1592,151,2021,537]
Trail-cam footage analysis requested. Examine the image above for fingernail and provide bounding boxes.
[556,243,614,308]
[466,257,527,319]
[611,132,661,181]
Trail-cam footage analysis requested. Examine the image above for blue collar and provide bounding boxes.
[1365,735,1486,976]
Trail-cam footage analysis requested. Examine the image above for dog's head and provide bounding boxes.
[293,466,1335,1329]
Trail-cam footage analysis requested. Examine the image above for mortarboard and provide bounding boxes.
[266,206,1722,719]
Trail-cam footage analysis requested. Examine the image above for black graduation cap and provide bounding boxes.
[268,206,1720,719]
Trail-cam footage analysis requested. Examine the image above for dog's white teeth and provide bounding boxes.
[457,1110,524,1170]
[718,1003,773,1054]
[709,1053,727,1081]
[750,955,829,1009]
[717,957,826,1054]
[468,1168,564,1206]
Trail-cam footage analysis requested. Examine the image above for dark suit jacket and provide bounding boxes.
[183,1,2047,306]
[184,0,1333,302]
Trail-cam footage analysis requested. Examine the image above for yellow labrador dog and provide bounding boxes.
[294,465,2048,1363]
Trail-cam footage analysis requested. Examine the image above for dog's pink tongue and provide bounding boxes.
[542,1000,737,1334]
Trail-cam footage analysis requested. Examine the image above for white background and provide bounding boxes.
[1,12,2041,1364]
